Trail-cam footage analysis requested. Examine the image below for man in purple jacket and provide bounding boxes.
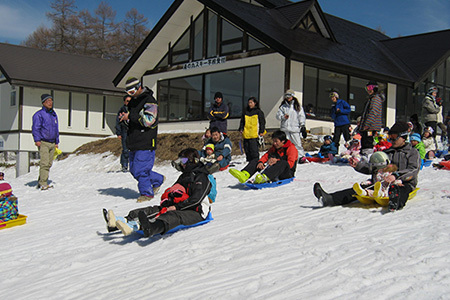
[32,94,59,190]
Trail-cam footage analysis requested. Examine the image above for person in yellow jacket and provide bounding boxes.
[239,97,266,161]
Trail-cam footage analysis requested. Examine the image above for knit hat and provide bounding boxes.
[125,77,141,92]
[388,121,410,138]
[329,91,339,98]
[424,126,434,134]
[214,92,223,99]
[41,94,52,103]
[285,89,295,98]
[0,182,12,197]
[205,144,215,152]
[409,133,421,143]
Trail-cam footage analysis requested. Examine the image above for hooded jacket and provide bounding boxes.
[126,88,158,151]
[422,94,441,123]
[276,100,306,133]
[208,101,229,133]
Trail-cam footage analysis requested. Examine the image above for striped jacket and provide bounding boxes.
[360,93,385,131]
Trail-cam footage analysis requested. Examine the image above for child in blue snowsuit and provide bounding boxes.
[319,135,338,157]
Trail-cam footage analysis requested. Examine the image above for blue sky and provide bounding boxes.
[0,0,449,45]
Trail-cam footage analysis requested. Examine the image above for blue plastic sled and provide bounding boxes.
[244,177,294,190]
[136,212,213,236]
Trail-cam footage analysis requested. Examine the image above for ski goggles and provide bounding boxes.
[388,132,408,142]
[365,85,377,92]
[171,157,189,172]
[125,83,141,95]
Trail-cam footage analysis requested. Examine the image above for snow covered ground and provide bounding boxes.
[1,151,450,299]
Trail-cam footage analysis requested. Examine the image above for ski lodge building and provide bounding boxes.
[0,43,124,175]
[114,0,450,133]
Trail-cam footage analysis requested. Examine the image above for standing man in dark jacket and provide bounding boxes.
[330,91,351,151]
[208,92,229,134]
[119,77,164,202]
[116,95,131,172]
[32,94,59,190]
[313,121,420,211]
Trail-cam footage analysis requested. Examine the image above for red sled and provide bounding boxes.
[439,160,450,170]
[305,157,330,163]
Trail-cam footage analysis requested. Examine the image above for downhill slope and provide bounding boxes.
[1,153,450,300]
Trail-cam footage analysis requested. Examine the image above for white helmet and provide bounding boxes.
[369,151,389,169]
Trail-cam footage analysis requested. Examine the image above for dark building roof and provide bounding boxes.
[0,43,124,93]
[381,30,450,82]
[114,0,449,87]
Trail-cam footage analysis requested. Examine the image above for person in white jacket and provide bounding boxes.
[276,90,306,159]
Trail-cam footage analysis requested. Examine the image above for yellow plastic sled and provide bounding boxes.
[355,188,419,206]
[0,214,27,230]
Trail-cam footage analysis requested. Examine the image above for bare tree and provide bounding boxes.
[121,8,149,59]
[46,0,78,51]
[21,0,151,61]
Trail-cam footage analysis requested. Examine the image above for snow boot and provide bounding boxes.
[373,181,382,198]
[153,175,166,194]
[102,208,118,232]
[229,169,250,183]
[254,173,270,184]
[116,220,134,236]
[352,183,366,196]
[388,184,401,211]
[207,162,221,174]
[137,195,154,203]
[138,211,165,238]
[313,182,334,206]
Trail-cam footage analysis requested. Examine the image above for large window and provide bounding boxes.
[155,9,267,70]
[158,66,260,122]
[304,65,386,123]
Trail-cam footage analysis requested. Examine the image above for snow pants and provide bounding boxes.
[243,138,259,162]
[129,150,164,197]
[283,130,304,157]
[333,124,351,150]
[127,206,204,235]
[243,158,293,181]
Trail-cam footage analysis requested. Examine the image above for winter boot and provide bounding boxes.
[137,195,154,203]
[229,169,250,183]
[352,183,366,196]
[313,182,334,206]
[373,181,382,198]
[254,173,270,184]
[102,208,118,232]
[153,175,166,194]
[207,162,221,174]
[116,220,134,236]
[138,211,165,238]
[388,184,401,211]
[107,209,117,228]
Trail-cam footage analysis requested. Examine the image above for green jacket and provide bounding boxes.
[414,142,426,159]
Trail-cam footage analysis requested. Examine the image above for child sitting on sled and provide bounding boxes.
[353,153,402,198]
[0,180,18,223]
[104,148,212,237]
[229,130,297,184]
[338,138,361,162]
[199,144,217,173]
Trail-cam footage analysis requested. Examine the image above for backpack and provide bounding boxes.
[207,174,217,203]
